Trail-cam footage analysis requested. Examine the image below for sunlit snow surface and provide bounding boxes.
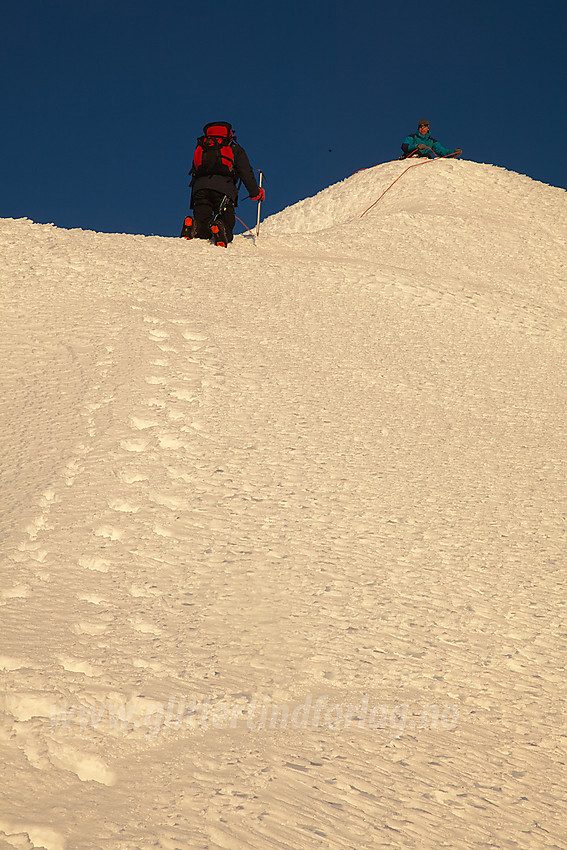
[1,160,566,849]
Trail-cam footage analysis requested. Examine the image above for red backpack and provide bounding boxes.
[192,122,235,178]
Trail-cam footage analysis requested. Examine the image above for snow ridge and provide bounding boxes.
[1,161,566,849]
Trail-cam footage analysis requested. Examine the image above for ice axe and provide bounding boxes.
[255,170,264,237]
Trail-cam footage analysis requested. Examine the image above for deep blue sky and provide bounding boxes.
[1,0,566,237]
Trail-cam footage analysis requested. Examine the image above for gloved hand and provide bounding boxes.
[417,143,427,150]
[250,188,265,202]
[453,148,462,157]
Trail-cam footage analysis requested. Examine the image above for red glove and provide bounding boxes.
[250,187,265,202]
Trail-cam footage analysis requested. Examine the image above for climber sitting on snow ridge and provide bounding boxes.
[401,119,462,160]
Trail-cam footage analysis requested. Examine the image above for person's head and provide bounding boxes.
[418,119,429,135]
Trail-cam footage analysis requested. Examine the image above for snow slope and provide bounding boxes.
[1,160,566,849]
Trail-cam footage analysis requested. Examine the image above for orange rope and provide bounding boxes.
[235,214,254,235]
[360,149,459,218]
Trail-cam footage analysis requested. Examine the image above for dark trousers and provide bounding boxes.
[192,189,235,243]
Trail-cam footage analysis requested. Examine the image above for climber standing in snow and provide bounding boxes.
[181,121,265,247]
[400,119,462,160]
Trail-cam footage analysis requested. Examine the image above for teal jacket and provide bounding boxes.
[401,130,457,158]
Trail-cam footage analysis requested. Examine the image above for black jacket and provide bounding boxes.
[190,143,260,207]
